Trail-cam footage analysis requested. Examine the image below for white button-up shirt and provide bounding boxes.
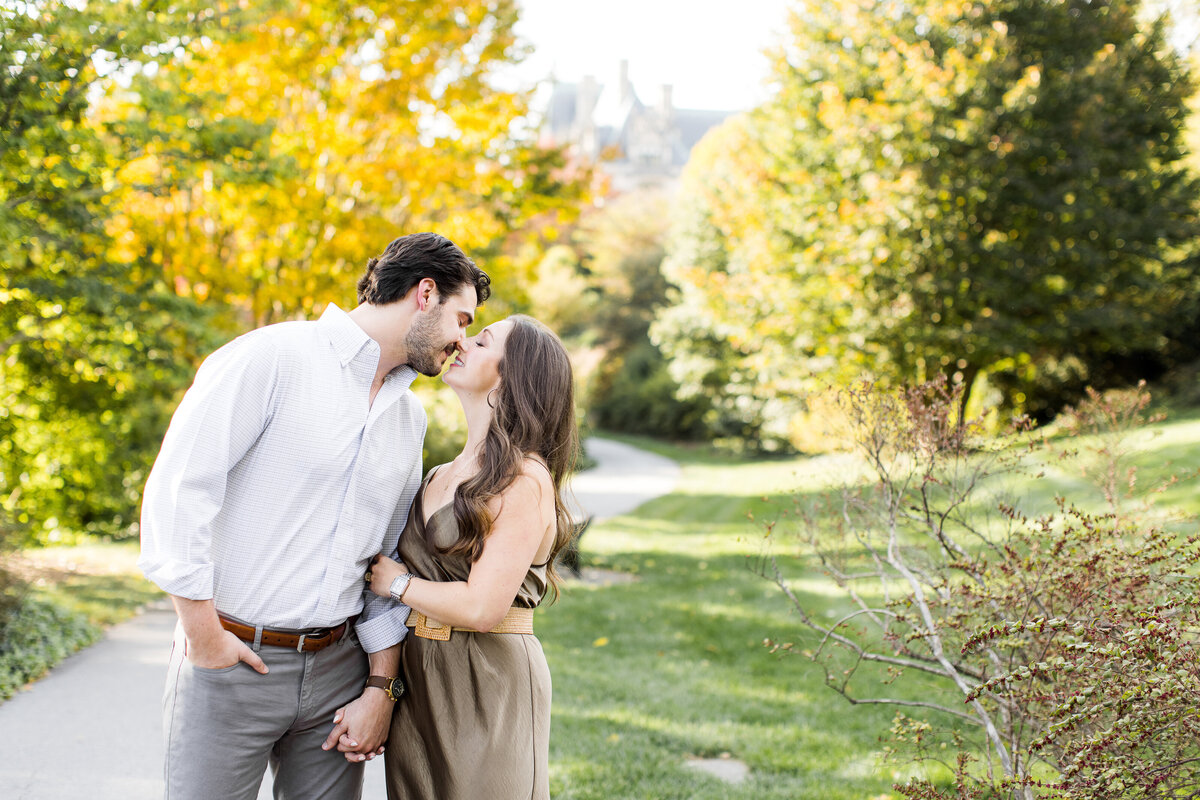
[139,304,424,653]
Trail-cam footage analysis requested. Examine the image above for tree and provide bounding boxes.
[0,0,226,541]
[109,0,585,327]
[2,1,589,540]
[653,114,810,447]
[655,0,1200,435]
[532,191,711,440]
[104,0,588,473]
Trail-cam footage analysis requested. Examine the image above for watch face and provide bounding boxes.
[389,574,411,603]
[388,677,405,700]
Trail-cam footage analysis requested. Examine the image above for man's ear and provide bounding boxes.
[416,277,438,312]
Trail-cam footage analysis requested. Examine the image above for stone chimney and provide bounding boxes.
[658,84,675,165]
[576,75,598,157]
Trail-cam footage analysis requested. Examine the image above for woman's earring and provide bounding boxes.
[487,389,497,409]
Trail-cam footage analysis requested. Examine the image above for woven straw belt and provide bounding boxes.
[407,607,534,641]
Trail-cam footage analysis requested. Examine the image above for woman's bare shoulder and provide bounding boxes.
[495,456,554,509]
[522,455,554,491]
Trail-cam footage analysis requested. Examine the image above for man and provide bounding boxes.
[139,232,491,800]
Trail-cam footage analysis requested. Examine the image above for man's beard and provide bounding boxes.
[406,306,448,377]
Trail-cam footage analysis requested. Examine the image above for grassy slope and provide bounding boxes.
[541,416,1200,798]
[19,541,161,625]
[541,441,902,799]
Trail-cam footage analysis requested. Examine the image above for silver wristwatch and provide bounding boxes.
[389,573,415,603]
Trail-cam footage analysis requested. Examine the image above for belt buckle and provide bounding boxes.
[296,634,307,652]
[415,613,451,641]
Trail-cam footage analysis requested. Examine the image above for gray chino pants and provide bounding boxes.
[162,621,370,800]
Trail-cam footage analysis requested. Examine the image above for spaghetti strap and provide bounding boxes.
[418,464,448,528]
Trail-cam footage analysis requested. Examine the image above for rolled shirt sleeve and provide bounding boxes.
[138,335,277,599]
[355,594,411,653]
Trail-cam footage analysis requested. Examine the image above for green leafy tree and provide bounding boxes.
[0,1,237,541]
[654,114,806,446]
[111,0,584,327]
[656,0,1200,435]
[2,1,588,541]
[535,191,710,440]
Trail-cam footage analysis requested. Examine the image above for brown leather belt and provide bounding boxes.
[218,613,353,653]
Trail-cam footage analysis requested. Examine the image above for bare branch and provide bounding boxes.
[831,693,980,725]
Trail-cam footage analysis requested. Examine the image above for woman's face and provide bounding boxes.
[442,319,513,400]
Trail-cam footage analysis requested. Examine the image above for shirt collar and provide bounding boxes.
[318,303,374,367]
[318,303,420,390]
[387,364,419,391]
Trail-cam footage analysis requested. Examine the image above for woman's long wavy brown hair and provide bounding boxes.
[435,315,579,599]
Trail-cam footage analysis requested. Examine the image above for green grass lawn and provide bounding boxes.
[541,440,905,799]
[541,415,1200,799]
[18,540,162,625]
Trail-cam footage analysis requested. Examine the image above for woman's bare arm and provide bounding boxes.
[368,465,554,631]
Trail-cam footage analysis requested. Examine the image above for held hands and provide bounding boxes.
[322,691,392,762]
[365,554,407,599]
[339,555,407,762]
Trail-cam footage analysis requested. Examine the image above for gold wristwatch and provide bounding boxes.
[364,674,404,701]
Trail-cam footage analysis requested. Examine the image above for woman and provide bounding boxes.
[365,314,577,800]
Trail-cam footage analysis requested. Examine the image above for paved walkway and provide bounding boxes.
[0,437,678,799]
[565,437,680,522]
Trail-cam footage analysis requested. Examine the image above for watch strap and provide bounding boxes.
[364,675,402,701]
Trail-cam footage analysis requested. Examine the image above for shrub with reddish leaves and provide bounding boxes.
[760,380,1200,799]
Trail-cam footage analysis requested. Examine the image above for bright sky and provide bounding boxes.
[511,0,795,111]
